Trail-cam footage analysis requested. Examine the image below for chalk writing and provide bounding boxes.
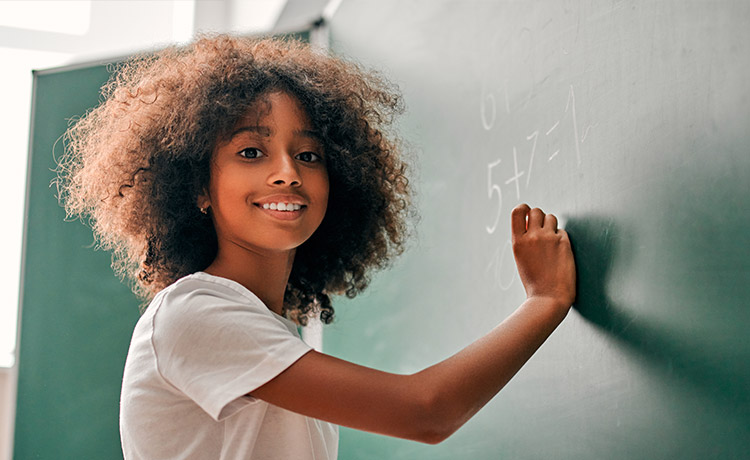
[581,122,598,143]
[565,85,582,166]
[505,146,524,199]
[483,84,589,235]
[485,239,515,291]
[485,158,503,234]
[545,120,560,135]
[481,83,593,290]
[481,91,496,131]
[525,130,539,187]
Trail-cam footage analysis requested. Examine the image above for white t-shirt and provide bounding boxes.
[120,271,339,459]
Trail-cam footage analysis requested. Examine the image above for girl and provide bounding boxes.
[58,35,575,459]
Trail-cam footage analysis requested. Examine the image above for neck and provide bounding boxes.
[203,242,295,316]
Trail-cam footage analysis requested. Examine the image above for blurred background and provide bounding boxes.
[0,1,322,458]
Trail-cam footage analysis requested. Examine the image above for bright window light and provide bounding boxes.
[172,0,196,43]
[0,1,91,36]
[0,47,71,368]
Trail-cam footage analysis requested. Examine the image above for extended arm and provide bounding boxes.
[251,204,576,444]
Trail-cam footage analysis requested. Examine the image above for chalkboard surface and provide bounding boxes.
[323,1,750,459]
[15,64,139,459]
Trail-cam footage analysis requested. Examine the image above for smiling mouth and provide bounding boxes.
[253,202,308,220]
[257,202,305,211]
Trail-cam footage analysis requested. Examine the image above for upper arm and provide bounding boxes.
[249,350,447,444]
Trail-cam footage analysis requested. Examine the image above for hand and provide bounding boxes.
[511,204,576,309]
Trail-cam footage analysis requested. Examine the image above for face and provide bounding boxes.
[200,91,329,257]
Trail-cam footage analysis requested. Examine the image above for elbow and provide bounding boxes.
[418,428,453,445]
[413,420,451,445]
[412,389,462,444]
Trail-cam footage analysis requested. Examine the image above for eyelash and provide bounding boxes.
[296,151,323,163]
[237,148,323,163]
[238,147,263,159]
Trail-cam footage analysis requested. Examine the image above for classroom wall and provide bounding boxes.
[0,368,15,460]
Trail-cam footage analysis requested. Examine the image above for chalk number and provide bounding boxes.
[486,159,503,234]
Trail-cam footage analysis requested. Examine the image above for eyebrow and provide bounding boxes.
[229,126,321,141]
[230,126,272,138]
[296,129,321,140]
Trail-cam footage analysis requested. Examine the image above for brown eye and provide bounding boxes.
[296,151,322,163]
[238,147,264,159]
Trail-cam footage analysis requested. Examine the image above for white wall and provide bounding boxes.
[0,2,286,458]
[0,369,15,460]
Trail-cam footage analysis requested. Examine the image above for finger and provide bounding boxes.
[544,213,558,232]
[511,203,531,238]
[559,229,572,246]
[528,208,545,230]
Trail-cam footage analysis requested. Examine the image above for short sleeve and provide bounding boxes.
[151,277,313,421]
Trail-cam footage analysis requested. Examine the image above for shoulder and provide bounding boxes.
[149,272,276,334]
[147,272,309,375]
[160,272,263,307]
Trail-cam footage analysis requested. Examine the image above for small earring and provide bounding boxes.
[199,206,209,215]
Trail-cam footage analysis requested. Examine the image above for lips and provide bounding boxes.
[253,194,308,220]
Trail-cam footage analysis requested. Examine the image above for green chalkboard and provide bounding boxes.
[323,1,750,459]
[14,63,139,459]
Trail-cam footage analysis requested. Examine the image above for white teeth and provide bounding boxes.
[261,202,302,211]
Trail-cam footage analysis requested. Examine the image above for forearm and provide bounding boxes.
[411,296,570,438]
[251,297,569,444]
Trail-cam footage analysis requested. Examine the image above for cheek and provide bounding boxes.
[304,166,329,198]
[317,174,330,213]
[209,170,246,204]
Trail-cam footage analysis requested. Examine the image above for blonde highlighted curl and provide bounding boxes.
[56,35,413,324]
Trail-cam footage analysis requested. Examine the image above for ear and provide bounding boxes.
[197,189,211,210]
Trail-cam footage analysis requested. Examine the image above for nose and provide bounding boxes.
[268,153,302,187]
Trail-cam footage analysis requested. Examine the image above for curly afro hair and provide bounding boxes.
[56,34,413,324]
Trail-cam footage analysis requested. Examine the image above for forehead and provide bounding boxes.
[234,91,312,131]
